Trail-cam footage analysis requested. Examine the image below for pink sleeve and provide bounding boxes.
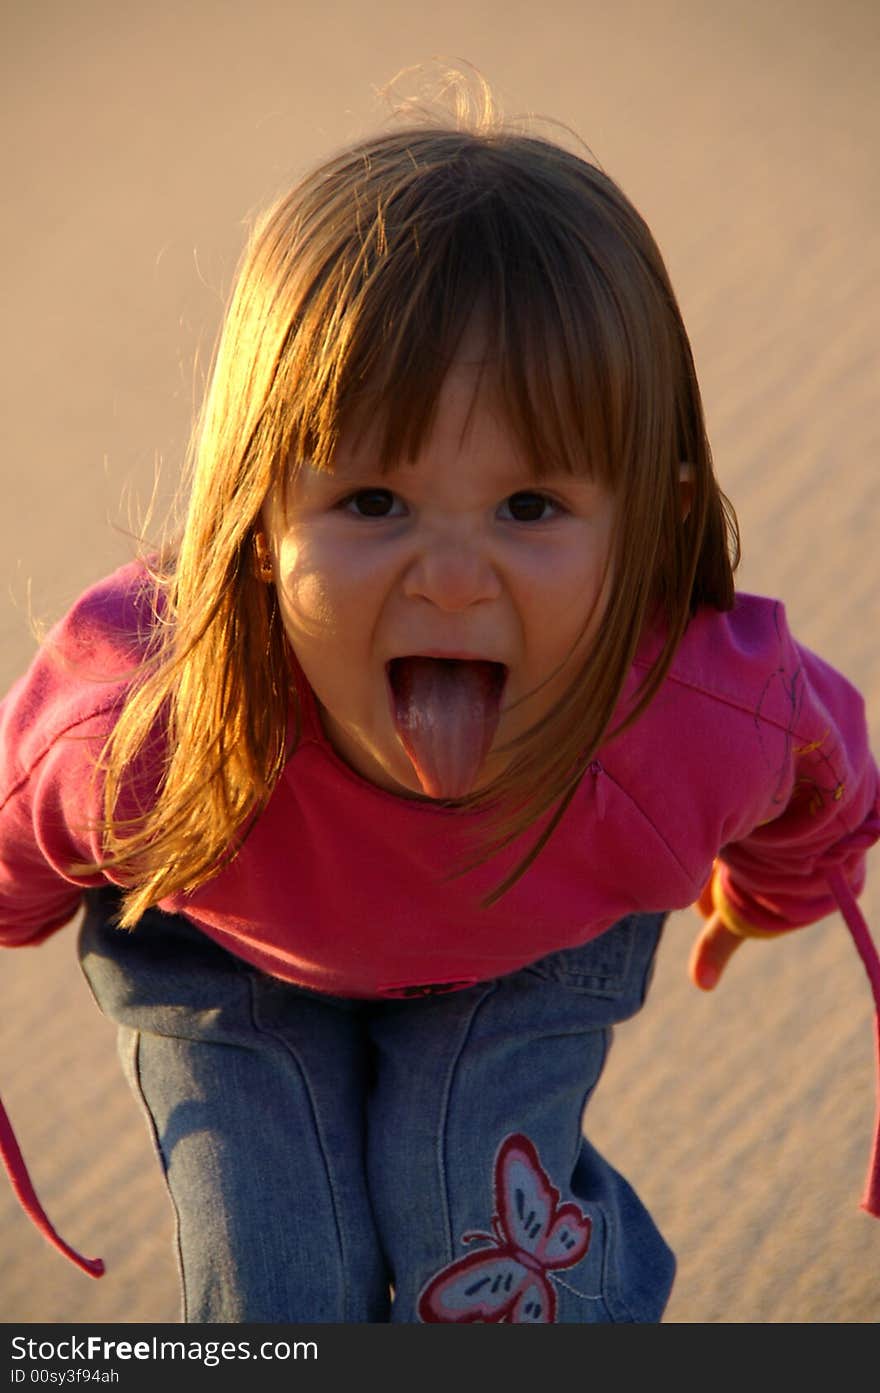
[0,741,108,947]
[717,638,880,933]
[0,711,109,947]
[0,566,157,946]
[0,617,126,946]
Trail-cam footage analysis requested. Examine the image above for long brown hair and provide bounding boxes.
[86,113,739,926]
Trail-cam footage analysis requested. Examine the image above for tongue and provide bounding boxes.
[389,658,505,799]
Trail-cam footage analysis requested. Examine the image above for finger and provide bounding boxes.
[689,914,744,991]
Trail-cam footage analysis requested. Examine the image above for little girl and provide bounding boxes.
[1,114,879,1324]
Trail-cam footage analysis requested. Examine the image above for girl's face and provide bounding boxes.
[263,358,616,801]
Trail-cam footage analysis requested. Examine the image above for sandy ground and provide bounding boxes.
[1,0,878,1324]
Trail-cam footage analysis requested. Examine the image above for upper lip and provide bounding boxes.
[387,650,507,665]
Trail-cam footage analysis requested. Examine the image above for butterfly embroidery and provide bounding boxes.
[417,1132,592,1323]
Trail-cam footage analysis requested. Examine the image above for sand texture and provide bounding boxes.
[1,0,878,1323]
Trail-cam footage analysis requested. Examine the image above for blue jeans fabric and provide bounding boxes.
[78,888,675,1323]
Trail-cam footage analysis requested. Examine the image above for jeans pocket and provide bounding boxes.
[524,916,638,998]
[522,913,666,1023]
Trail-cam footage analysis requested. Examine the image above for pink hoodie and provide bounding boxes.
[1,561,879,1274]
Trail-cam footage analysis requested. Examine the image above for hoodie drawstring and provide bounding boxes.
[0,1093,104,1276]
[824,866,880,1218]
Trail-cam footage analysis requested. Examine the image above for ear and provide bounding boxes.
[679,462,695,521]
[253,528,274,583]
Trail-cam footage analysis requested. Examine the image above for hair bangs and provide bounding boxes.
[278,146,634,492]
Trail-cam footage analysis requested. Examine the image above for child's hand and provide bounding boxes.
[688,911,744,991]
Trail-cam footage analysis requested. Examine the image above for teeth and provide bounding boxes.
[388,658,506,799]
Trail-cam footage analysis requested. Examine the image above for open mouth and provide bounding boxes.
[386,656,508,799]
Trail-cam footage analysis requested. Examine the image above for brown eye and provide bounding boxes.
[343,489,401,518]
[501,492,559,522]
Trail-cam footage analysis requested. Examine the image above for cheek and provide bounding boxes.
[527,544,611,644]
[275,537,352,639]
[281,567,335,630]
[273,556,355,710]
[516,554,611,711]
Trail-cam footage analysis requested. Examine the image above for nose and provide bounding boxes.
[402,532,501,611]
